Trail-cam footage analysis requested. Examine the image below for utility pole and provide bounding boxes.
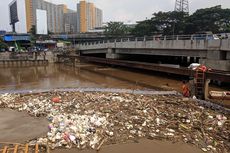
[175,0,189,14]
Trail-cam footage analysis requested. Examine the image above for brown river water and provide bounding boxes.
[0,63,225,153]
[0,63,183,91]
[0,62,227,94]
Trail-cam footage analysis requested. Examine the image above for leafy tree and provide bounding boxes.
[132,5,230,36]
[132,11,188,36]
[0,37,8,50]
[29,25,37,43]
[48,30,53,35]
[29,25,36,36]
[185,5,230,34]
[151,11,188,35]
[104,22,131,36]
[131,20,157,36]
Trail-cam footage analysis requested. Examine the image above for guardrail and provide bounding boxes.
[78,34,228,46]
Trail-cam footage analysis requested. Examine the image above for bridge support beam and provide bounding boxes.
[226,52,230,60]
[199,59,230,71]
[199,44,230,71]
[106,48,121,59]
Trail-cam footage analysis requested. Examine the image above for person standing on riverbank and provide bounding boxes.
[182,80,190,97]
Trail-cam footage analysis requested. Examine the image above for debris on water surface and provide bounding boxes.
[52,97,61,103]
[0,91,229,152]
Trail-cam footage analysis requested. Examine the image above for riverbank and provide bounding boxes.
[0,91,229,153]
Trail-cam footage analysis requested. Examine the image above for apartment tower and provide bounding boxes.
[77,0,103,33]
[23,0,76,33]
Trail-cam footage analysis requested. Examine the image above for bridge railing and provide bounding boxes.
[78,34,227,46]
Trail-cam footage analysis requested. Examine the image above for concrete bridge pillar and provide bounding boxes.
[187,56,190,63]
[182,56,188,65]
[199,40,230,71]
[207,49,225,60]
[106,48,121,59]
[227,52,230,60]
[195,57,199,63]
[190,57,195,63]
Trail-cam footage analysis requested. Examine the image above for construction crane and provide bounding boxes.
[175,0,189,13]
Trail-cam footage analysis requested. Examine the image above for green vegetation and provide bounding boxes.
[105,22,132,36]
[134,5,230,36]
[105,6,230,37]
[132,11,188,36]
[29,25,36,36]
[185,5,230,34]
[0,37,8,50]
[29,25,37,44]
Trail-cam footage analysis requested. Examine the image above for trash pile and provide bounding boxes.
[42,113,108,149]
[0,92,229,152]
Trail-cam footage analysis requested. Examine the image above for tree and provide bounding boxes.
[29,25,37,43]
[185,5,230,34]
[104,22,131,36]
[48,30,53,35]
[132,11,188,36]
[151,11,188,35]
[132,5,230,36]
[0,37,8,50]
[131,20,158,36]
[29,25,36,36]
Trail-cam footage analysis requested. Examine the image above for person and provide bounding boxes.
[182,80,190,97]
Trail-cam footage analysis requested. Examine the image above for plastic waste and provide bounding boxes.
[0,91,229,152]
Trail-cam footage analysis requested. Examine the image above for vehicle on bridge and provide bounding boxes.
[192,32,219,40]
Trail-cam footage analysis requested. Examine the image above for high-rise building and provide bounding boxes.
[10,0,77,34]
[27,0,76,33]
[95,8,103,28]
[77,1,103,33]
[64,11,78,33]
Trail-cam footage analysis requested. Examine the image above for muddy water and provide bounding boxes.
[0,63,182,91]
[0,63,225,152]
[54,139,203,153]
[0,109,48,142]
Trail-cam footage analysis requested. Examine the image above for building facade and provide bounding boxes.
[9,0,102,34]
[10,0,77,34]
[95,8,103,28]
[25,0,76,33]
[77,1,103,33]
[64,11,78,33]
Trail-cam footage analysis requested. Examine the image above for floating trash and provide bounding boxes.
[0,91,229,152]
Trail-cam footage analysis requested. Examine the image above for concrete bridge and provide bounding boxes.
[77,36,230,71]
[51,33,106,43]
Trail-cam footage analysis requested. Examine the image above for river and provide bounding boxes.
[0,63,183,92]
[0,63,227,153]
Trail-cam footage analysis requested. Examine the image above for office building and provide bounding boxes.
[95,8,103,28]
[77,1,103,33]
[26,0,76,33]
[64,11,78,33]
[10,0,77,34]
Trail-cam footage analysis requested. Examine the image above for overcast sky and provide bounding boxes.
[1,0,230,31]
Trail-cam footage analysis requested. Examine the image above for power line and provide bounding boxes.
[175,0,189,13]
